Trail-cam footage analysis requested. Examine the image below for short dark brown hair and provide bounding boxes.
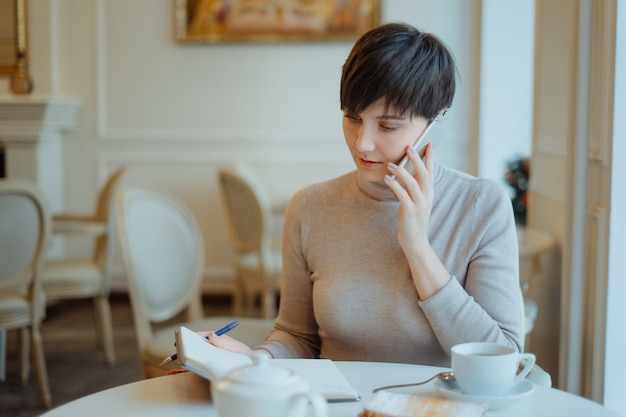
[340,22,457,120]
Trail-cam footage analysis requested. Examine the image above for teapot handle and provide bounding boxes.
[289,391,328,417]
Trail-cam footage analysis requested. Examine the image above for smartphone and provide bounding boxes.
[389,113,442,179]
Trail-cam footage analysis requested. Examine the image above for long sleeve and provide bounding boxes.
[261,188,322,359]
[420,176,522,354]
[259,165,523,367]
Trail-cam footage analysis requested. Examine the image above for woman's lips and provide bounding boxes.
[358,157,382,168]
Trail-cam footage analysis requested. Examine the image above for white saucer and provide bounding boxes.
[434,379,535,410]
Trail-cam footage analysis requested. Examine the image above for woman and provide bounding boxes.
[211,22,522,367]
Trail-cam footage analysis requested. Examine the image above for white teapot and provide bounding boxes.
[212,352,328,417]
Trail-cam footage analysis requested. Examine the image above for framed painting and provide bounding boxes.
[174,0,381,43]
[0,0,32,93]
[0,0,18,76]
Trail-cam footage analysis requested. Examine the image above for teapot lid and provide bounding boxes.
[225,351,297,386]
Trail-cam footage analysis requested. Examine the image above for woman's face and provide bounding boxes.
[343,97,429,182]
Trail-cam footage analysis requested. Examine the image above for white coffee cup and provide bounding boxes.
[451,342,536,397]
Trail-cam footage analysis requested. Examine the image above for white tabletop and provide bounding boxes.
[42,361,621,417]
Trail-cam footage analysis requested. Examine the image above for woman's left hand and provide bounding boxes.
[384,142,435,252]
[385,142,450,300]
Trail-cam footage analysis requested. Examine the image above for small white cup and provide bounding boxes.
[451,342,535,397]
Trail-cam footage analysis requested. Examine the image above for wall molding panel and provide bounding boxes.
[582,205,608,401]
[588,0,616,167]
[38,1,487,302]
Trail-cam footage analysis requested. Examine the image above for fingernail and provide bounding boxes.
[385,174,395,182]
[388,162,398,169]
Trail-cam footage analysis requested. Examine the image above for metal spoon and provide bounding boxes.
[372,371,458,393]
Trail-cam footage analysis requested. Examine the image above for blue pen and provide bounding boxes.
[159,320,240,366]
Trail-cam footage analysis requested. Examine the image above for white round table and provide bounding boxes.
[41,361,621,417]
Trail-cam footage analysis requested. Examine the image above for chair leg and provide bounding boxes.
[0,328,6,382]
[30,327,52,408]
[231,285,243,316]
[92,299,103,348]
[94,296,116,365]
[20,327,30,385]
[245,289,258,317]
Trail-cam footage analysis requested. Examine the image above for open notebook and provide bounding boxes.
[175,326,360,402]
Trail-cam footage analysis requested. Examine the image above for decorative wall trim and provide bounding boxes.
[0,96,81,138]
[528,153,566,202]
[97,150,353,295]
[533,136,568,157]
[588,0,616,166]
[582,205,608,401]
[93,0,343,144]
[95,0,108,140]
[96,148,353,167]
[0,96,80,204]
[578,1,617,404]
[98,127,343,143]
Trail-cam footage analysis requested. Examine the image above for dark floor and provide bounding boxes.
[0,293,233,417]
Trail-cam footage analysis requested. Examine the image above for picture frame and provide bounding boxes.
[0,0,19,77]
[174,0,381,43]
[0,0,32,93]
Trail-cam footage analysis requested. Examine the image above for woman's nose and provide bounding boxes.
[355,126,376,152]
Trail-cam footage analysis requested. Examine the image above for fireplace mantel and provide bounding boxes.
[0,95,81,212]
[0,96,81,138]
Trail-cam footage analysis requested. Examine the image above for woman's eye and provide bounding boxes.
[380,124,397,132]
[344,113,360,122]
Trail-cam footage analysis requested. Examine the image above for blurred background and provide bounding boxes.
[0,1,623,415]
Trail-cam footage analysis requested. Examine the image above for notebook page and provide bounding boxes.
[176,327,360,402]
[176,326,252,380]
[273,358,361,402]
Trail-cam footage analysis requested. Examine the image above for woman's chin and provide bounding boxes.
[357,167,386,182]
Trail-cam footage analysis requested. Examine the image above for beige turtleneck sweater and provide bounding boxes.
[259,163,522,367]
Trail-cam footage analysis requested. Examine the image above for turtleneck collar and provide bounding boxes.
[353,162,444,202]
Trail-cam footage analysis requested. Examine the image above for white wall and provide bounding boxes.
[3,1,623,406]
[4,0,482,292]
[478,0,534,192]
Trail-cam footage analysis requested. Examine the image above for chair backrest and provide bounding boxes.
[95,167,128,222]
[218,165,273,257]
[94,167,128,264]
[0,179,50,301]
[115,188,204,350]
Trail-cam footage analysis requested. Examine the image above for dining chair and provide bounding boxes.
[0,178,52,408]
[218,164,282,318]
[115,188,275,378]
[39,167,127,365]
